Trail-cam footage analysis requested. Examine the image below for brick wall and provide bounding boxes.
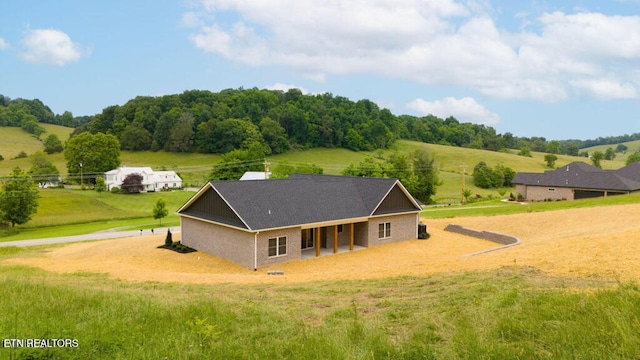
[181,217,302,270]
[524,185,574,201]
[181,217,255,269]
[255,227,301,269]
[367,213,418,247]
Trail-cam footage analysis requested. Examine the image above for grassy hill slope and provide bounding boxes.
[0,127,634,238]
[581,139,640,164]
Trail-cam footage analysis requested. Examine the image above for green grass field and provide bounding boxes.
[0,189,193,241]
[1,260,638,359]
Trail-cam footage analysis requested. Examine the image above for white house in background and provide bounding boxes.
[104,166,182,192]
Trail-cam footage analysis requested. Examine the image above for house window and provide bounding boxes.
[548,188,555,192]
[378,222,391,239]
[337,224,343,233]
[301,229,314,249]
[269,236,287,257]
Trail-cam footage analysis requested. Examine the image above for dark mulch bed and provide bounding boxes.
[157,243,197,254]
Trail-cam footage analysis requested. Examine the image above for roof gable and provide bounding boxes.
[178,185,247,229]
[178,174,421,231]
[373,183,421,215]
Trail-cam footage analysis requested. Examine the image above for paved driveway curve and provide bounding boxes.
[0,227,179,247]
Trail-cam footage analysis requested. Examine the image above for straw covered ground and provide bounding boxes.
[4,203,640,284]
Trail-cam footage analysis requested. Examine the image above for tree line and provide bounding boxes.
[60,88,573,156]
[0,94,91,129]
[5,89,640,159]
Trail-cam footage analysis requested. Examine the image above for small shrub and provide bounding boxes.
[13,151,27,159]
[165,229,173,246]
[110,186,121,194]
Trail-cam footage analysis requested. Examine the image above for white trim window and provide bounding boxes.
[268,236,287,257]
[378,222,391,239]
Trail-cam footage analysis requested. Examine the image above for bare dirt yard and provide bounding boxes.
[4,203,640,284]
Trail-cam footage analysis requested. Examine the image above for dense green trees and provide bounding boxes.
[591,151,605,168]
[472,162,516,189]
[43,134,64,154]
[120,122,152,151]
[0,167,39,227]
[604,147,616,160]
[626,152,640,165]
[209,144,270,181]
[64,132,121,184]
[544,154,558,168]
[29,152,60,188]
[0,95,88,128]
[7,90,640,163]
[341,150,441,203]
[270,161,323,179]
[75,88,518,156]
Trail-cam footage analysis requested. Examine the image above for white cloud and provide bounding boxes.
[407,97,500,125]
[186,1,640,102]
[180,12,205,28]
[20,29,86,65]
[0,38,9,50]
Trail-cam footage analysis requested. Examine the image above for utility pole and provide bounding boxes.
[263,159,270,179]
[79,160,84,189]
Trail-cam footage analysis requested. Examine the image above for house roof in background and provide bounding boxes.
[239,171,271,180]
[105,166,154,175]
[513,161,640,191]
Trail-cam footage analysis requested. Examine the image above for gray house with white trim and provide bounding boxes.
[177,174,422,270]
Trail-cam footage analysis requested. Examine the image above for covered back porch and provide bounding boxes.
[300,220,368,259]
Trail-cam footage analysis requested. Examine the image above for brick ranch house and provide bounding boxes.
[513,161,640,201]
[177,173,422,270]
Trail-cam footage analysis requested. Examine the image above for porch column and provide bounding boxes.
[333,225,338,254]
[315,227,321,257]
[350,223,354,251]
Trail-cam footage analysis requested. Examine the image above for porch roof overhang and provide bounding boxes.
[299,216,370,230]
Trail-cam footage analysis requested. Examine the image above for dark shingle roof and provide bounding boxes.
[178,174,421,231]
[513,161,640,191]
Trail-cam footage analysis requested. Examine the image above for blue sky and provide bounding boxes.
[1,1,640,140]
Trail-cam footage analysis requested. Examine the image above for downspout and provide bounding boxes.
[254,231,259,271]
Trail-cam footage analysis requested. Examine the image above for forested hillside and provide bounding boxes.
[0,94,90,130]
[72,88,530,155]
[3,89,640,157]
